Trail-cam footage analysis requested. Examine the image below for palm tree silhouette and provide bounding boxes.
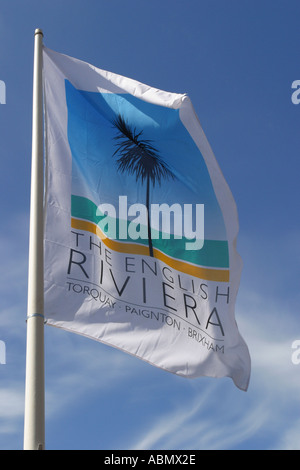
[112,114,175,257]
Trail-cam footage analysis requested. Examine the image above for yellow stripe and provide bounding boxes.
[152,248,229,282]
[71,218,150,255]
[71,218,229,282]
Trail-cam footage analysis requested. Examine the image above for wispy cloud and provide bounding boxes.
[127,379,271,450]
[277,419,300,451]
[129,385,215,450]
[127,289,300,450]
[0,387,25,434]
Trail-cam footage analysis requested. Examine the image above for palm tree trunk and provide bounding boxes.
[146,174,154,257]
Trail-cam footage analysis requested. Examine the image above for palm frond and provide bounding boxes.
[112,114,175,187]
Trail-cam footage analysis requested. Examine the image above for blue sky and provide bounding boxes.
[0,0,299,450]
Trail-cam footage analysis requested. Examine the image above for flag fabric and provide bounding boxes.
[43,46,251,391]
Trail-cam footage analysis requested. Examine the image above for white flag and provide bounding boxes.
[43,46,251,391]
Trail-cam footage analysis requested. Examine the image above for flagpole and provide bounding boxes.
[23,28,45,451]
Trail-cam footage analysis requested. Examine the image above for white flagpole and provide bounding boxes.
[24,28,45,451]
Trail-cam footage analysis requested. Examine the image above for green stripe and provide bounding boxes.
[71,195,229,268]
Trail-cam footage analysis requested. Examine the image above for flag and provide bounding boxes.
[43,46,251,391]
